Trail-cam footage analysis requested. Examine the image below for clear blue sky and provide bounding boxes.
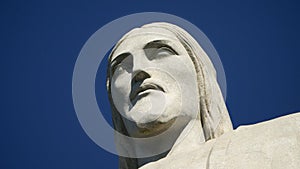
[1,0,299,169]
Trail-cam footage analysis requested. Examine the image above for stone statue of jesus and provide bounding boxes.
[106,22,300,169]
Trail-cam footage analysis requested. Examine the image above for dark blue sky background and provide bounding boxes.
[1,0,300,169]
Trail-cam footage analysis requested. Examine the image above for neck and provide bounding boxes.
[167,118,205,156]
[135,118,205,168]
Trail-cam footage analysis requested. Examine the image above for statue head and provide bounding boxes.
[108,24,201,138]
[106,22,233,168]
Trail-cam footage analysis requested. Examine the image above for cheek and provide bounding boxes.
[111,72,131,94]
[111,72,132,100]
[158,55,196,80]
[160,55,199,118]
[111,72,132,113]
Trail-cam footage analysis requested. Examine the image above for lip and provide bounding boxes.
[130,83,164,102]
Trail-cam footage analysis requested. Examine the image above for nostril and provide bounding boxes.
[133,71,151,83]
[130,71,151,102]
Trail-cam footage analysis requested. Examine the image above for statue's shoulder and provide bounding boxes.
[235,111,300,136]
[139,112,300,169]
[209,112,300,169]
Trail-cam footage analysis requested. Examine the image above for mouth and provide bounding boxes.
[130,83,164,103]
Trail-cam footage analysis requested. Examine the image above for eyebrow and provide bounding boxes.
[143,40,179,55]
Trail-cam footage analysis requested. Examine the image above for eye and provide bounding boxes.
[112,56,132,74]
[113,64,124,73]
[143,40,179,60]
[110,53,131,75]
[152,47,177,59]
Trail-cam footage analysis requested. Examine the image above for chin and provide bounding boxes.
[133,118,176,138]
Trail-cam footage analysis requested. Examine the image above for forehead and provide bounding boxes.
[111,27,183,61]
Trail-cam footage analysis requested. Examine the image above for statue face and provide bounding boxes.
[110,28,199,137]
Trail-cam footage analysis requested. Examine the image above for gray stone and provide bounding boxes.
[106,22,300,169]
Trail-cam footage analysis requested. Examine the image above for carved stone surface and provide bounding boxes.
[106,22,300,169]
[140,113,300,169]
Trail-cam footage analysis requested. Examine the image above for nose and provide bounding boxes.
[132,70,151,84]
[131,51,150,76]
[131,51,151,86]
[131,70,151,100]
